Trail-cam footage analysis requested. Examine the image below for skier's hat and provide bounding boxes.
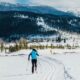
[33,49,37,52]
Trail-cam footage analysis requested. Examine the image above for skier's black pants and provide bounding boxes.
[31,59,37,73]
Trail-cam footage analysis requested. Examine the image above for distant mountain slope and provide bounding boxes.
[0,2,73,16]
[0,11,80,41]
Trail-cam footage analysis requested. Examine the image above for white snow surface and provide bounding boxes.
[0,49,80,80]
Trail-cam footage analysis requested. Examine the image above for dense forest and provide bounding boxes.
[0,11,80,41]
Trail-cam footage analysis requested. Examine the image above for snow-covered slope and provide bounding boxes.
[63,8,80,17]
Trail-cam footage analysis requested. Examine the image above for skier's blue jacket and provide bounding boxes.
[28,50,39,60]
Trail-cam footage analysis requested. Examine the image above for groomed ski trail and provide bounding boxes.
[0,54,73,80]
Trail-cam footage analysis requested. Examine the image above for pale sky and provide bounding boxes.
[0,0,80,10]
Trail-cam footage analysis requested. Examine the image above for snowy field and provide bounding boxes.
[0,49,80,80]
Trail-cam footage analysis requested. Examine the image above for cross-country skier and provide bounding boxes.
[28,49,39,74]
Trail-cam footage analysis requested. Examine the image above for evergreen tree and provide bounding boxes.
[0,42,4,52]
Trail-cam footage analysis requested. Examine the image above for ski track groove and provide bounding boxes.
[40,55,63,80]
[38,58,52,80]
[39,57,56,80]
[42,55,75,80]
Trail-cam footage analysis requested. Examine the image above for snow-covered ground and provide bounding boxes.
[0,49,80,80]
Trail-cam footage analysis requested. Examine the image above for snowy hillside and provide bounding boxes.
[0,11,80,41]
[63,8,80,17]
